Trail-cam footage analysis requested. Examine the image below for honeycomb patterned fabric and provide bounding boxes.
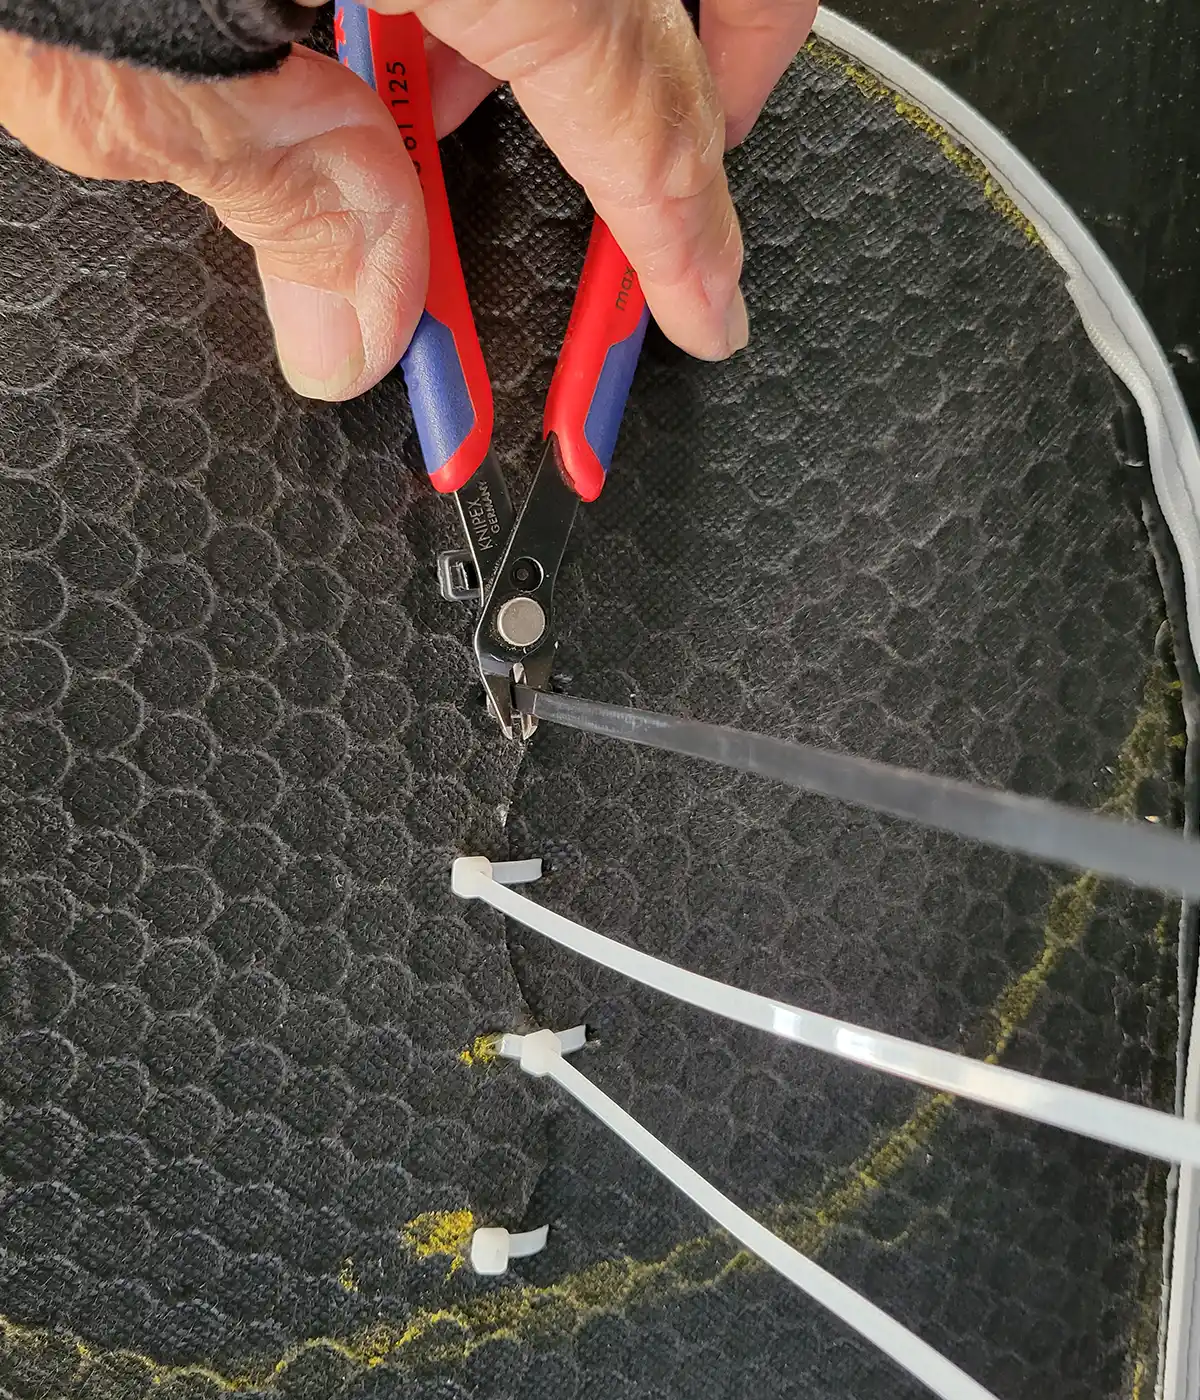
[0,30,1184,1400]
[0,0,309,77]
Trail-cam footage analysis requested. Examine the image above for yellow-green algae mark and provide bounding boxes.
[402,1209,476,1274]
[0,662,1174,1394]
[458,1034,501,1068]
[803,35,1042,245]
[1131,1357,1148,1400]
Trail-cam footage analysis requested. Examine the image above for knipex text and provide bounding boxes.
[465,483,502,551]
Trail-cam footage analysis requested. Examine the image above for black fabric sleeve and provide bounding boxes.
[0,0,320,77]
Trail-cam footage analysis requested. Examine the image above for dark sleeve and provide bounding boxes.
[0,0,321,78]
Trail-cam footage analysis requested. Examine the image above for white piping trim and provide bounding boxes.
[812,8,1200,690]
[806,18,1200,1397]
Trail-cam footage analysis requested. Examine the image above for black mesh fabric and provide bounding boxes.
[0,0,311,76]
[0,23,1187,1400]
[835,0,1200,436]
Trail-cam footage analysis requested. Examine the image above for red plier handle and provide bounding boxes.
[335,4,493,495]
[543,0,702,499]
[334,2,651,501]
[543,220,650,502]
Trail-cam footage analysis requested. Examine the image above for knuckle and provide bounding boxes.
[211,142,418,296]
[649,196,741,299]
[0,35,188,184]
[657,109,727,203]
[635,17,726,202]
[216,176,366,277]
[600,57,725,206]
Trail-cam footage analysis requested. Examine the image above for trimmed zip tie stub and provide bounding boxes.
[469,1224,550,1275]
[491,858,544,885]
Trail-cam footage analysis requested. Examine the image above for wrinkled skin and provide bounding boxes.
[0,0,818,400]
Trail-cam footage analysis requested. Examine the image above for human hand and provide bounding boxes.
[0,0,817,401]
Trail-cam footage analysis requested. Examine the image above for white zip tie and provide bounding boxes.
[469,1031,583,1274]
[453,856,1200,1169]
[470,1223,550,1275]
[499,1025,588,1063]
[507,1025,998,1400]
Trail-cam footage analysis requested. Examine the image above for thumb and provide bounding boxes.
[0,36,428,401]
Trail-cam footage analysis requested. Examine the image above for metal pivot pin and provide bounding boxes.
[495,596,547,649]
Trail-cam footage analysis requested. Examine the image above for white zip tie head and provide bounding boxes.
[451,855,543,900]
[469,1223,550,1275]
[451,856,493,899]
[498,1025,586,1075]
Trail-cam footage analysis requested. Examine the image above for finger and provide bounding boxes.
[379,0,747,361]
[425,34,500,136]
[300,0,497,135]
[700,0,819,147]
[0,35,428,401]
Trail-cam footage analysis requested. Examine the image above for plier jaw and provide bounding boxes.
[480,663,536,743]
[473,436,579,742]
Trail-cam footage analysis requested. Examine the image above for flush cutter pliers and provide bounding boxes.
[335,3,667,740]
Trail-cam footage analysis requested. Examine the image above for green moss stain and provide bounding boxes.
[803,36,1042,243]
[402,1209,476,1273]
[458,1034,501,1068]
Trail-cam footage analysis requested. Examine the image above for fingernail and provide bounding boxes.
[725,287,750,354]
[260,275,365,399]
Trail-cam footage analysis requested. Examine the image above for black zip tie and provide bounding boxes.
[515,686,1199,900]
